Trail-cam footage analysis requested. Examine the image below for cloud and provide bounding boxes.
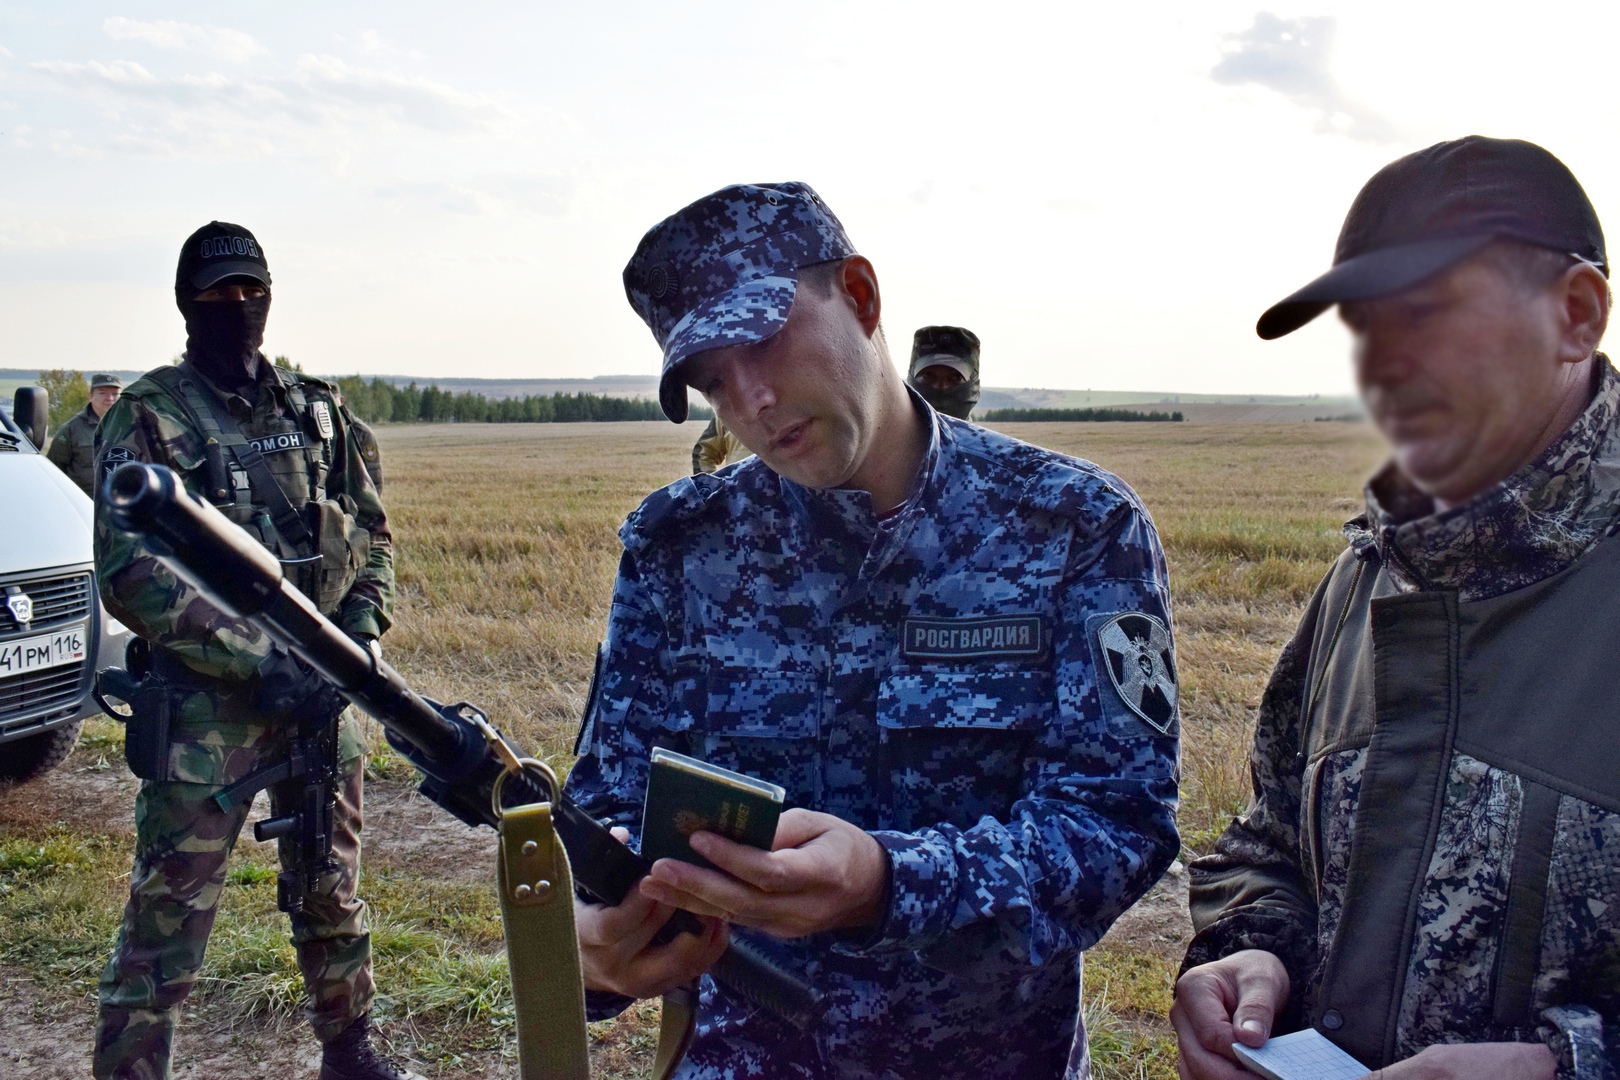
[22,53,515,160]
[1211,13,1397,143]
[103,17,268,64]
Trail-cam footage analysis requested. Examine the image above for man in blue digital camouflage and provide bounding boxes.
[563,181,1181,1078]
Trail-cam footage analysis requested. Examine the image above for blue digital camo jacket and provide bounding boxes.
[566,405,1181,1079]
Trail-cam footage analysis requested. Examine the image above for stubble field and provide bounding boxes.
[0,418,1383,1078]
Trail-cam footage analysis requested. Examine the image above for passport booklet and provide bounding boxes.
[640,747,785,872]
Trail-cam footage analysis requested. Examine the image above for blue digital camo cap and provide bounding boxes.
[623,182,857,423]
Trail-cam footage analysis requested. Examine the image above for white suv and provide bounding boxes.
[0,387,131,782]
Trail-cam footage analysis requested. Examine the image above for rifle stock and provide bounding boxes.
[103,461,819,1030]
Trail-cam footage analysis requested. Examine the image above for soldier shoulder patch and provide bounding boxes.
[1094,612,1177,734]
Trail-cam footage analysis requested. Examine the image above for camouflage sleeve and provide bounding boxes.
[1180,576,1330,1004]
[563,547,678,1019]
[327,395,394,639]
[1539,1005,1618,1080]
[850,504,1181,977]
[93,390,275,680]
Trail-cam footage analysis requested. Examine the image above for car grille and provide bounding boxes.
[0,571,94,731]
[0,665,84,729]
[1,572,93,635]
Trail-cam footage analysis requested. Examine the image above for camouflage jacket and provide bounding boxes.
[46,402,100,495]
[568,406,1181,1079]
[1186,361,1620,1079]
[93,359,394,784]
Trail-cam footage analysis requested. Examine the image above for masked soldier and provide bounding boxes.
[92,222,416,1080]
[47,372,121,495]
[907,325,981,420]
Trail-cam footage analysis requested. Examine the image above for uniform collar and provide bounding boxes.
[1348,356,1620,601]
[780,390,942,579]
[79,401,101,427]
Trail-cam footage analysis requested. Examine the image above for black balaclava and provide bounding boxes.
[174,221,273,398]
[914,368,981,420]
[178,290,271,398]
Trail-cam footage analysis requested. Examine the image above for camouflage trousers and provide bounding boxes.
[93,765,373,1080]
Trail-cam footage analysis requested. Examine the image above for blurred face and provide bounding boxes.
[912,364,965,391]
[1341,253,1596,508]
[89,386,120,417]
[682,281,886,490]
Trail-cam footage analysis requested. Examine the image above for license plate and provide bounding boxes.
[0,624,88,678]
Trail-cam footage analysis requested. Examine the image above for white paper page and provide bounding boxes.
[1231,1029,1369,1080]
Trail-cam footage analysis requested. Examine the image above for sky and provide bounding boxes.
[1,2,1617,396]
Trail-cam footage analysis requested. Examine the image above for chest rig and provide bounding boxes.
[147,362,369,617]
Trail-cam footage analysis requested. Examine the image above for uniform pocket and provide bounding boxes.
[696,669,821,804]
[877,668,1052,830]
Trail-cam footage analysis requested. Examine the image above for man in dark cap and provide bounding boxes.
[1174,137,1619,1080]
[564,182,1180,1078]
[907,325,981,420]
[92,222,415,1080]
[46,373,121,495]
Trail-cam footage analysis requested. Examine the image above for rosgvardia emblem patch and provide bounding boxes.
[1098,612,1177,733]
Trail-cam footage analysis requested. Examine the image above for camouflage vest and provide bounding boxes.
[145,363,370,617]
[1298,536,1620,1065]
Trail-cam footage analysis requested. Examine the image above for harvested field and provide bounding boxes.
[0,418,1384,1078]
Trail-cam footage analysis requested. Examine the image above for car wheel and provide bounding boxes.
[0,720,85,784]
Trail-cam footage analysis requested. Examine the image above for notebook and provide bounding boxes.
[1232,1029,1369,1080]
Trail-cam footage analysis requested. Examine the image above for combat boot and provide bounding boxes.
[318,1013,424,1080]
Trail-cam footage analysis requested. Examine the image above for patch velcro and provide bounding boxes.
[248,430,306,455]
[901,615,1044,661]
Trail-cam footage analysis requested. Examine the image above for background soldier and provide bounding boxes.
[46,372,121,495]
[92,221,415,1080]
[907,325,980,420]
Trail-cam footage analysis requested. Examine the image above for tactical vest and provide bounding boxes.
[146,363,370,617]
[1297,535,1620,1066]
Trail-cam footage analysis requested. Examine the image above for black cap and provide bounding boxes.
[175,221,271,294]
[1258,137,1607,340]
[909,326,981,379]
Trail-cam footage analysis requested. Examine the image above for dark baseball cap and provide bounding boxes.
[622,182,857,423]
[175,220,271,294]
[909,325,981,380]
[90,374,122,389]
[1258,136,1607,340]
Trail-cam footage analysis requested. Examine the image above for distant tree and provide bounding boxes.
[977,406,1184,423]
[273,354,304,372]
[37,369,90,431]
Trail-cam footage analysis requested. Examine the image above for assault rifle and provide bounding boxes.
[103,461,818,1029]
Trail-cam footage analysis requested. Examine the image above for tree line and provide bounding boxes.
[327,374,711,425]
[34,363,710,428]
[978,406,1184,422]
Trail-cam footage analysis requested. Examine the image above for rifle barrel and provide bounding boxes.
[104,462,820,1028]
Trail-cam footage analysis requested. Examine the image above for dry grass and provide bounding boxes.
[0,417,1386,1078]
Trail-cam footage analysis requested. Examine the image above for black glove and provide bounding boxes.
[252,648,348,727]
